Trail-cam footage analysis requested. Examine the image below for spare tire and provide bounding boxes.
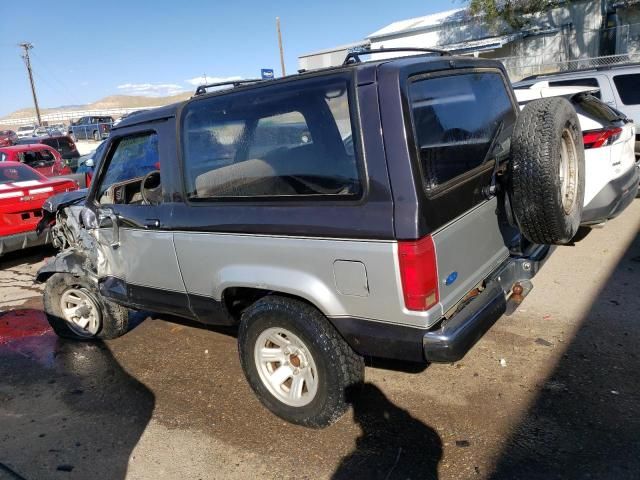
[509,97,585,245]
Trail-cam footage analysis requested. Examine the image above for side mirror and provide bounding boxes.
[85,158,94,167]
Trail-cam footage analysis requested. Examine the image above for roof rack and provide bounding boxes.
[342,47,451,65]
[194,79,264,96]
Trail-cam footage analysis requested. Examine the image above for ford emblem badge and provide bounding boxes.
[445,271,458,286]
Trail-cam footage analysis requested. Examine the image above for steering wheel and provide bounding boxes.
[140,170,162,205]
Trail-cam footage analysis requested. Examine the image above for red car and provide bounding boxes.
[0,162,78,256]
[0,130,18,147]
[0,144,72,177]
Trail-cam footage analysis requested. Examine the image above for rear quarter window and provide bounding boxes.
[181,75,361,200]
[613,74,640,105]
[409,71,516,193]
[572,94,622,124]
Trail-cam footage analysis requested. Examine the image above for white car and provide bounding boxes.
[514,82,638,225]
[15,125,36,139]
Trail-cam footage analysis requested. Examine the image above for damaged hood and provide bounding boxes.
[37,189,88,235]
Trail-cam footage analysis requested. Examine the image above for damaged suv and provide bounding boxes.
[37,49,585,427]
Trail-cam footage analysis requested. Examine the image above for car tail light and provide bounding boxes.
[583,127,622,149]
[397,235,439,311]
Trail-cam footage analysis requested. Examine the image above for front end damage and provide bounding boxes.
[36,191,98,283]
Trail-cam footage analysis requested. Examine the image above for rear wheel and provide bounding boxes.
[44,273,129,340]
[509,97,585,245]
[238,296,364,428]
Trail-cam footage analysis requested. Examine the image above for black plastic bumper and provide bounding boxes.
[423,244,552,363]
[331,245,553,364]
[0,229,51,257]
[582,166,639,225]
[422,283,506,363]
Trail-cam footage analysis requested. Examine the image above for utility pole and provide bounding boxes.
[276,17,286,77]
[19,42,42,126]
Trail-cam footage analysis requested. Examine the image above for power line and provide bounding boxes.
[18,42,42,125]
[29,50,82,106]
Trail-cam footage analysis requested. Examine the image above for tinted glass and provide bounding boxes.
[98,133,159,201]
[549,78,601,99]
[182,75,360,200]
[409,72,516,191]
[613,74,640,105]
[572,94,622,124]
[0,164,42,184]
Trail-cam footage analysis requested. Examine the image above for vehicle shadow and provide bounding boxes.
[0,309,154,480]
[489,230,640,479]
[0,245,56,270]
[332,383,442,480]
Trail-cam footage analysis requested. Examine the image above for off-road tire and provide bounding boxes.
[238,295,364,428]
[43,273,129,340]
[509,97,585,245]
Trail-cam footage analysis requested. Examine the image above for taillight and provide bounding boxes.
[583,127,622,149]
[397,235,439,311]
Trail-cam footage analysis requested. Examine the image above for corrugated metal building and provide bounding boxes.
[298,0,639,78]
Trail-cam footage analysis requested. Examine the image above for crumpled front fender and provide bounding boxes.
[36,250,92,283]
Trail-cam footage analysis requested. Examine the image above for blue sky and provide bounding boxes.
[0,0,459,117]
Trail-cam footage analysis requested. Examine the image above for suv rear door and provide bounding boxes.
[378,62,517,316]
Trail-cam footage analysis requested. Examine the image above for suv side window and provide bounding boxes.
[409,72,516,193]
[182,75,360,200]
[549,77,601,99]
[613,74,640,105]
[96,133,159,205]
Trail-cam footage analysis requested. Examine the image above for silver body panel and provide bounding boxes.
[167,198,507,329]
[432,198,510,315]
[92,200,509,330]
[93,227,186,294]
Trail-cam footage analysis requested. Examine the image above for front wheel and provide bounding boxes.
[238,296,364,428]
[43,273,129,340]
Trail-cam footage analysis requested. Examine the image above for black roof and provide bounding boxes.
[114,52,506,129]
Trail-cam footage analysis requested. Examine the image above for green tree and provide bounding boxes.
[467,0,560,29]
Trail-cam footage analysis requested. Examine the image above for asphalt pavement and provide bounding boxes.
[1,200,639,480]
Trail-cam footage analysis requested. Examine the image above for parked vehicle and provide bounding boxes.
[76,140,107,186]
[0,144,72,177]
[16,125,36,139]
[33,126,49,137]
[514,82,638,224]
[0,130,18,147]
[48,123,66,135]
[0,162,78,257]
[17,134,81,166]
[515,63,640,156]
[68,116,114,141]
[37,50,585,428]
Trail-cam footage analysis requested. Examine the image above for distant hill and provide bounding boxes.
[1,93,193,121]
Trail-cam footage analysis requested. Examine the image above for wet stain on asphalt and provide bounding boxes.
[0,309,154,480]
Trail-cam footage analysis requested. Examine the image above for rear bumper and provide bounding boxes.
[422,244,552,363]
[581,165,639,225]
[0,229,51,257]
[330,244,553,364]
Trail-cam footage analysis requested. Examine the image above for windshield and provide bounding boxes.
[18,126,33,132]
[0,164,42,184]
